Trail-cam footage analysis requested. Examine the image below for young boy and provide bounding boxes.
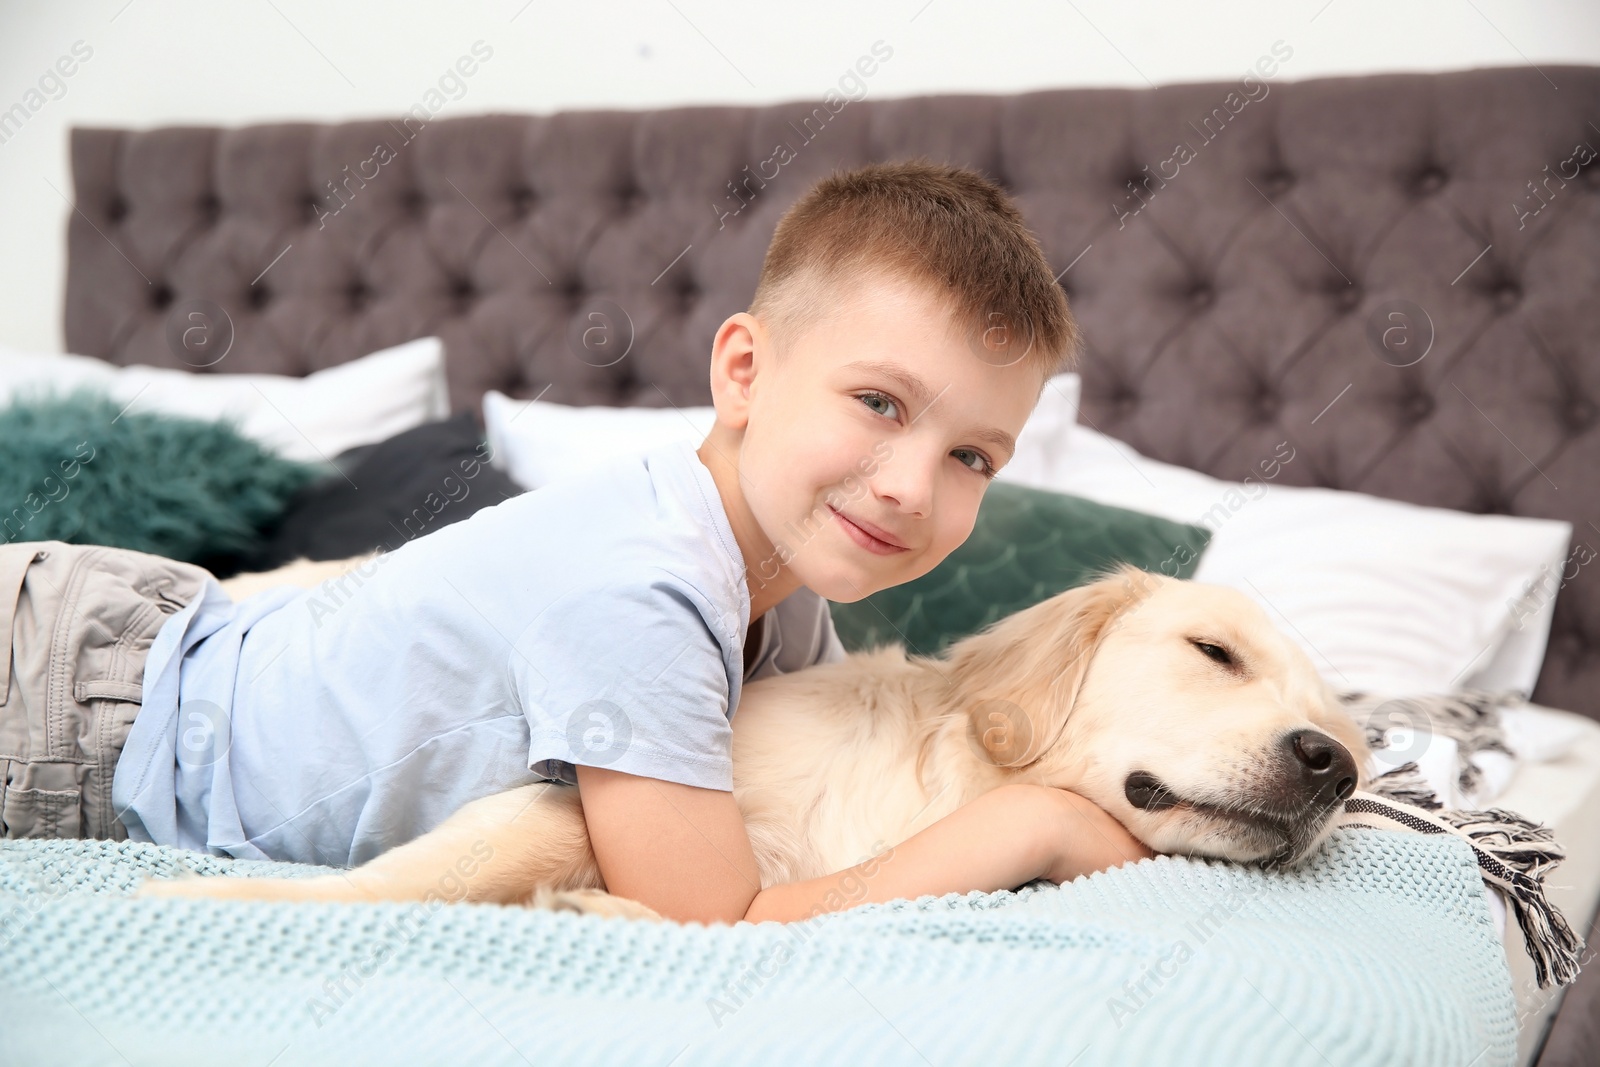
[0,160,1150,923]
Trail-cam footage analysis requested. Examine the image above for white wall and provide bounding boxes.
[1,0,1596,353]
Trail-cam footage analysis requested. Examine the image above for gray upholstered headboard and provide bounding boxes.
[64,64,1600,720]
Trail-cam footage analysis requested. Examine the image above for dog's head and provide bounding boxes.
[945,562,1370,868]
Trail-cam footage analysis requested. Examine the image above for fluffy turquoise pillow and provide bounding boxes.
[0,388,326,563]
[829,480,1213,657]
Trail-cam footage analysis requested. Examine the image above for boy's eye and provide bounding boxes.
[857,391,995,478]
[952,448,997,478]
[857,392,900,420]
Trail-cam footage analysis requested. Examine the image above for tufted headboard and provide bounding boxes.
[65,64,1600,719]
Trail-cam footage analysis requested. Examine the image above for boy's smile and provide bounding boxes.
[697,270,1046,626]
[827,502,908,555]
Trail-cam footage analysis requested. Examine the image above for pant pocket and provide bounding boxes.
[1,786,82,839]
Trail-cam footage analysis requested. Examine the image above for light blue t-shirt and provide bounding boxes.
[111,438,845,867]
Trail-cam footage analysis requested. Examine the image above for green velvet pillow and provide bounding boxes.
[828,480,1212,657]
[0,387,326,564]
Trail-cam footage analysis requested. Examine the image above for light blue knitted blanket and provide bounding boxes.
[0,827,1516,1067]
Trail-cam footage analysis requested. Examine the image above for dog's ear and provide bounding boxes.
[944,563,1156,769]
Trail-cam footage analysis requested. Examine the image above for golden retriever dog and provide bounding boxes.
[140,558,1370,920]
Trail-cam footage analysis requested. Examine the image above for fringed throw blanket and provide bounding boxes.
[0,825,1551,1066]
[1334,686,1593,808]
[1332,686,1586,988]
[1346,760,1583,988]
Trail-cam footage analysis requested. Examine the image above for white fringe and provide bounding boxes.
[1343,763,1583,988]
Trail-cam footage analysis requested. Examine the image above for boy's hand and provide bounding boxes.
[1040,787,1156,883]
[575,764,762,925]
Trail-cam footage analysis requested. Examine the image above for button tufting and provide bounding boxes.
[1188,284,1214,310]
[301,194,323,223]
[1493,283,1521,311]
[1415,167,1447,195]
[1335,286,1362,312]
[150,283,174,310]
[347,281,370,309]
[450,276,475,301]
[1255,392,1280,420]
[1113,390,1139,415]
[1567,399,1596,429]
[107,197,128,223]
[1265,169,1294,195]
[198,194,220,220]
[1403,394,1434,422]
[509,187,535,215]
[248,286,270,310]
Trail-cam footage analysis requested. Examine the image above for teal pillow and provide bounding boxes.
[828,480,1212,656]
[0,387,326,563]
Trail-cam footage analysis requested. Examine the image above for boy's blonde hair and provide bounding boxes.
[748,158,1079,383]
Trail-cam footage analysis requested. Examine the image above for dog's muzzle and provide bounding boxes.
[1124,729,1359,864]
[1125,730,1357,812]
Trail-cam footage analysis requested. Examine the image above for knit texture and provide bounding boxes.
[0,828,1516,1067]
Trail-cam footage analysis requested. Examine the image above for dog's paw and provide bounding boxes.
[529,886,664,922]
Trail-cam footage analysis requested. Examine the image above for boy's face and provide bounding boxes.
[711,272,1044,605]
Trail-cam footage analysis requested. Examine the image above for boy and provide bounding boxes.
[0,160,1150,923]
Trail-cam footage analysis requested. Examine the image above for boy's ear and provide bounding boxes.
[708,312,763,430]
[945,563,1157,770]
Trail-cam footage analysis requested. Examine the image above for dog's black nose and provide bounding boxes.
[1284,729,1357,803]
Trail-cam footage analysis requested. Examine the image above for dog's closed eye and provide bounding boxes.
[1190,639,1235,667]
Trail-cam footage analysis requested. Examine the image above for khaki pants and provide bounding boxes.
[0,541,211,840]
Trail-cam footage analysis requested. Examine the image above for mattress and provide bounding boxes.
[1490,705,1600,1067]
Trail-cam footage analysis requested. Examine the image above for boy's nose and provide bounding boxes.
[867,444,937,520]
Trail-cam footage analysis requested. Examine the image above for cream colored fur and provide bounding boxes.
[215,552,383,602]
[144,559,1371,921]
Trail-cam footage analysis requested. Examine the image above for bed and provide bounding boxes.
[1498,711,1600,1064]
[8,62,1600,1065]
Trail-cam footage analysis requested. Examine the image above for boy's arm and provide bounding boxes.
[744,784,1152,924]
[576,763,764,924]
[576,765,1150,925]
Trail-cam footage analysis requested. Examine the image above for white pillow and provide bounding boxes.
[1462,569,1562,698]
[482,389,717,490]
[998,371,1081,487]
[0,337,450,463]
[996,400,1572,696]
[483,371,1085,493]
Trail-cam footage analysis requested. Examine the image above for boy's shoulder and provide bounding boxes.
[462,438,711,540]
[455,437,746,617]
